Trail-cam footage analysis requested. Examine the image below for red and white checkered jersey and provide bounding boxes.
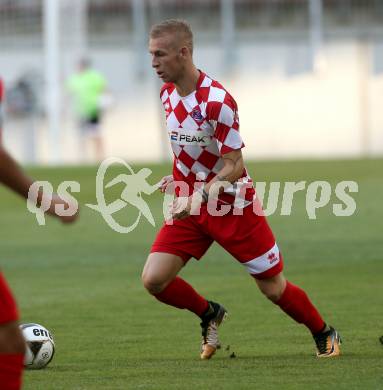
[160,71,255,206]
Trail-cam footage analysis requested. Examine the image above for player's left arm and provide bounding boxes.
[203,149,244,196]
[171,91,245,219]
[203,91,245,198]
[171,149,244,220]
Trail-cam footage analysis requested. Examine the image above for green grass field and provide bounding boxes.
[1,158,382,390]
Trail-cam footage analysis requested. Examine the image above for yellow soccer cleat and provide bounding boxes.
[200,301,228,360]
[314,326,342,357]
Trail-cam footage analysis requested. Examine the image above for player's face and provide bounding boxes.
[149,34,184,83]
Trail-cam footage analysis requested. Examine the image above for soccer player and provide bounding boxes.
[143,19,341,360]
[0,78,78,389]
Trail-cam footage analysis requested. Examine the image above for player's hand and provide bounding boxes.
[158,175,174,193]
[170,193,203,220]
[47,194,79,224]
[170,198,189,220]
[170,196,190,220]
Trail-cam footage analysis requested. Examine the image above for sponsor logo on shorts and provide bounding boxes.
[267,252,278,264]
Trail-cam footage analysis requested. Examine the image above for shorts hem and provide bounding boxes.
[150,245,192,263]
[250,255,284,280]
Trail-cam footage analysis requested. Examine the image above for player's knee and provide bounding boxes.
[141,271,166,295]
[0,322,26,354]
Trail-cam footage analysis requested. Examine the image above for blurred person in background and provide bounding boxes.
[143,19,341,360]
[67,58,109,162]
[0,77,78,390]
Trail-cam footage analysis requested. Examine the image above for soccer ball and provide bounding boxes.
[20,323,55,369]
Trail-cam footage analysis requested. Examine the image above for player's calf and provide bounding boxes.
[255,272,286,302]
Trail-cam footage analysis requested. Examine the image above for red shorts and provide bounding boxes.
[0,272,19,324]
[151,203,283,279]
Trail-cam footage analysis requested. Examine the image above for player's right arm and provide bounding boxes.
[158,175,174,193]
[158,84,175,194]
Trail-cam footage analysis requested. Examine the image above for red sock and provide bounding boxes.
[154,277,209,317]
[0,354,24,390]
[276,281,325,334]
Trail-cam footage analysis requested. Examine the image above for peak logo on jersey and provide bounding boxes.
[191,108,204,122]
[169,130,211,146]
[170,131,178,141]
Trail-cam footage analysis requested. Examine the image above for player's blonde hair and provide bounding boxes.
[150,19,194,55]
